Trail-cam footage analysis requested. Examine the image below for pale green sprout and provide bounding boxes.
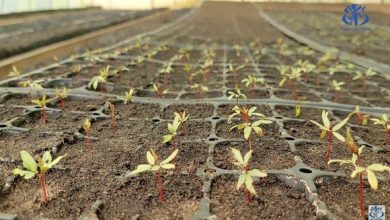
[370,114,390,142]
[163,117,181,143]
[227,62,245,74]
[122,88,135,104]
[88,65,110,90]
[276,65,290,77]
[131,149,178,174]
[231,148,267,196]
[19,80,44,90]
[13,150,66,179]
[191,83,208,95]
[160,62,173,75]
[279,67,302,87]
[295,100,305,118]
[8,65,21,79]
[55,87,70,100]
[228,106,265,123]
[310,110,349,142]
[328,148,390,190]
[152,84,168,98]
[234,44,242,57]
[228,85,247,102]
[241,75,265,88]
[353,68,377,81]
[174,111,190,124]
[230,119,273,141]
[31,94,47,107]
[330,80,345,91]
[295,60,316,74]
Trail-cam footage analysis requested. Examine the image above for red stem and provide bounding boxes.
[246,190,251,205]
[86,130,92,153]
[39,172,48,204]
[326,129,332,162]
[156,171,164,203]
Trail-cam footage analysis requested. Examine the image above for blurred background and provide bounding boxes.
[0,0,388,14]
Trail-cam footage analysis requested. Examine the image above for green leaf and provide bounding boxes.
[322,111,330,129]
[42,151,52,164]
[367,164,390,172]
[47,154,66,168]
[161,163,175,169]
[310,120,327,131]
[248,169,267,177]
[366,169,378,190]
[328,159,352,166]
[13,168,36,179]
[333,116,349,131]
[161,149,179,164]
[332,132,345,142]
[245,175,257,195]
[163,134,173,143]
[131,164,152,174]
[351,167,365,178]
[20,151,37,173]
[244,126,251,140]
[243,150,252,164]
[231,148,244,165]
[237,174,246,190]
[151,165,160,171]
[147,151,155,165]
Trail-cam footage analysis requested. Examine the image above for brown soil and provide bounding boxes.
[210,175,317,219]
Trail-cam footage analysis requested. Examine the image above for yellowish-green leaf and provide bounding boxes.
[13,168,36,179]
[161,149,179,164]
[21,150,37,172]
[237,174,246,190]
[231,148,244,165]
[147,151,155,165]
[366,169,378,190]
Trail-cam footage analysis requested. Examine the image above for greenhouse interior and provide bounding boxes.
[0,0,389,219]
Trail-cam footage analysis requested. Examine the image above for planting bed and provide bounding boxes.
[0,9,159,59]
[0,1,389,219]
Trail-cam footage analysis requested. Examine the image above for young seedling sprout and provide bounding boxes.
[13,150,66,204]
[228,62,245,83]
[230,117,272,150]
[200,58,213,83]
[233,44,242,57]
[310,110,349,161]
[370,114,390,143]
[31,95,48,124]
[19,80,43,99]
[160,62,173,84]
[122,88,134,104]
[350,106,369,126]
[8,65,21,79]
[191,83,208,98]
[174,111,190,134]
[152,84,168,98]
[228,106,265,124]
[105,102,116,129]
[279,67,302,99]
[88,66,110,90]
[183,64,194,84]
[294,100,305,118]
[242,75,265,97]
[55,87,70,109]
[131,148,178,202]
[330,80,345,103]
[353,68,377,91]
[228,85,247,104]
[230,148,267,205]
[328,144,390,217]
[83,119,93,153]
[163,117,181,150]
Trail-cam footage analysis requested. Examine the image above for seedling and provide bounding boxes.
[230,148,267,204]
[228,85,247,104]
[131,148,178,203]
[191,83,208,98]
[174,111,190,134]
[71,64,82,73]
[279,67,302,99]
[295,60,316,79]
[163,117,181,150]
[310,110,349,161]
[350,106,369,125]
[242,75,265,97]
[234,44,242,57]
[105,102,116,129]
[83,119,93,153]
[13,150,66,204]
[228,106,265,124]
[31,95,48,124]
[179,47,192,61]
[55,87,70,109]
[328,146,390,217]
[122,88,134,104]
[88,66,110,90]
[353,68,377,91]
[370,114,390,143]
[152,84,168,98]
[183,64,193,84]
[200,58,213,83]
[19,80,43,98]
[160,62,173,84]
[228,62,245,83]
[230,118,272,150]
[330,80,345,103]
[8,65,21,79]
[294,100,305,118]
